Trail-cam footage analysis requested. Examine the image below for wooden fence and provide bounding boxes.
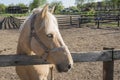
[19,15,120,29]
[0,15,120,29]
[78,15,120,28]
[0,47,120,80]
[94,15,120,28]
[18,15,80,28]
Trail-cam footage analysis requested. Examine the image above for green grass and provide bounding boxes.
[99,22,119,27]
[81,21,119,28]
[0,13,30,17]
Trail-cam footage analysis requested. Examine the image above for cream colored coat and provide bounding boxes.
[16,5,73,80]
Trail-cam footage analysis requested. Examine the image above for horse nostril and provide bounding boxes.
[68,64,71,69]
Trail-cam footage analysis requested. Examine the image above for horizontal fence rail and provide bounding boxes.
[18,15,120,29]
[0,47,118,80]
[18,15,80,27]
[0,50,120,67]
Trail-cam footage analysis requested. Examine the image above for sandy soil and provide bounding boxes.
[0,26,120,80]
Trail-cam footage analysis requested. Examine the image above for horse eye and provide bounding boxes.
[47,34,53,38]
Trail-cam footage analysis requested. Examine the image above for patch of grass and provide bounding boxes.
[100,22,119,27]
[0,13,30,17]
[81,22,119,28]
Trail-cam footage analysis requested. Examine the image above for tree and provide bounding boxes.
[9,3,15,6]
[0,4,6,13]
[50,1,64,14]
[104,0,120,8]
[29,0,46,10]
[69,6,78,11]
[75,0,95,5]
[17,3,27,7]
[110,0,119,8]
[75,0,85,5]
[75,0,95,10]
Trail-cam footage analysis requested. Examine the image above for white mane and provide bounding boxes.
[19,7,42,32]
[32,7,42,14]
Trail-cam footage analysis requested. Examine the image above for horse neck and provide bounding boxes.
[18,14,45,56]
[17,16,33,54]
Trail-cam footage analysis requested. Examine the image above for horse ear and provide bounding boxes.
[41,4,49,18]
[50,6,55,14]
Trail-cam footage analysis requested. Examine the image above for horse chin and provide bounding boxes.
[56,64,69,73]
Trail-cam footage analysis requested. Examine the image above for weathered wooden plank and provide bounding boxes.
[113,50,120,60]
[72,50,120,62]
[0,50,119,67]
[72,50,113,62]
[0,55,49,67]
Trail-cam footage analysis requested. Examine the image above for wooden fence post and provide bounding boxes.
[103,47,114,80]
[118,15,120,27]
[70,16,72,25]
[97,17,100,29]
[78,16,82,28]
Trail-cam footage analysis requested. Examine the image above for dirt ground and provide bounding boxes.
[0,26,120,80]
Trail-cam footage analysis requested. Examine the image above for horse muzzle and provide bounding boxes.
[49,46,73,72]
[56,63,72,72]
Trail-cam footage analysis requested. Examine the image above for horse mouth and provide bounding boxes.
[56,64,69,72]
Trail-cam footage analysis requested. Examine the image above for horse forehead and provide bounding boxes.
[45,13,59,34]
[47,13,57,24]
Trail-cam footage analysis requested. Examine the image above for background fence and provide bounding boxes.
[0,14,120,29]
[19,15,120,28]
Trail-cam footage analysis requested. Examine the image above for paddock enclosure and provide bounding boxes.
[19,15,120,28]
[0,14,120,30]
[0,23,120,80]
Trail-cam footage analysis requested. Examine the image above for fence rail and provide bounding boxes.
[18,15,80,27]
[0,48,119,80]
[0,49,119,67]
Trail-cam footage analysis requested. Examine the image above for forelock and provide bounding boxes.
[32,7,42,14]
[44,12,59,34]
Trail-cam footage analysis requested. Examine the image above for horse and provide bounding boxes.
[16,4,73,80]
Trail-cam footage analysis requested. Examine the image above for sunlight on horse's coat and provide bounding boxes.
[16,4,73,80]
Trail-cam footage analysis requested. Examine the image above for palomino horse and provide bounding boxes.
[16,4,73,80]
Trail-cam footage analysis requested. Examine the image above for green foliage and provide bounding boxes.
[50,1,64,14]
[8,3,27,7]
[87,8,95,15]
[29,0,39,10]
[0,4,6,13]
[77,4,85,10]
[17,3,27,7]
[29,0,46,10]
[39,0,46,7]
[105,0,120,8]
[0,13,30,17]
[69,6,79,11]
[75,0,96,5]
[8,3,15,6]
[75,0,85,5]
[61,6,80,15]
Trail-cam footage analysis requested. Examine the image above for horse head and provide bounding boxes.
[30,4,73,72]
